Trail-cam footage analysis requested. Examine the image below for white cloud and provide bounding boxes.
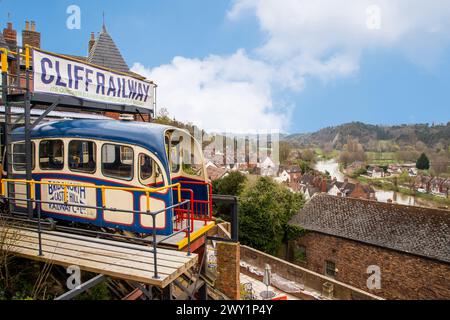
[229,0,450,75]
[132,50,290,132]
[133,1,450,132]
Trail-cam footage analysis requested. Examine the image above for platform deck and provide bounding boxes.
[0,227,198,288]
[155,220,215,249]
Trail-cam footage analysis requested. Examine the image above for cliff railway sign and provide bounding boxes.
[32,48,155,113]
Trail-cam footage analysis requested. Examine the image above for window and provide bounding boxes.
[39,140,64,170]
[325,260,336,278]
[12,142,35,171]
[182,152,203,177]
[69,140,96,173]
[120,146,133,165]
[101,144,133,180]
[170,143,180,173]
[139,154,153,181]
[293,245,307,263]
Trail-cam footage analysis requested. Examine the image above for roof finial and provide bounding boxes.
[102,11,106,31]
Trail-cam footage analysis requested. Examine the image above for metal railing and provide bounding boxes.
[0,178,182,209]
[176,180,213,222]
[0,179,192,279]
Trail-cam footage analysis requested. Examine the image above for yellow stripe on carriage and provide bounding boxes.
[0,179,182,207]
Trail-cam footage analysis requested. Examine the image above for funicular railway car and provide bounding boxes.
[4,119,214,243]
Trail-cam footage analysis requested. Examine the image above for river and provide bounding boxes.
[314,159,416,205]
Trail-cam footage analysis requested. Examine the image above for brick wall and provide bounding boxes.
[241,245,381,300]
[3,22,17,50]
[103,112,121,120]
[215,241,240,300]
[22,22,41,49]
[290,232,450,300]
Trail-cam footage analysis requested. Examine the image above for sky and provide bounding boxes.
[1,0,449,133]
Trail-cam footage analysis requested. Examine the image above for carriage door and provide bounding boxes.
[138,151,170,233]
[10,142,35,210]
[101,143,136,226]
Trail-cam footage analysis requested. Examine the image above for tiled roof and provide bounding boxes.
[88,25,129,73]
[300,173,315,185]
[289,194,450,263]
[335,181,355,195]
[207,166,227,181]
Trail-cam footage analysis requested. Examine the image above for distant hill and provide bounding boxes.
[284,122,450,150]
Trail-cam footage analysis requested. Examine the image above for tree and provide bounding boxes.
[416,153,430,170]
[297,160,311,174]
[212,172,247,219]
[279,141,292,165]
[238,177,304,255]
[300,149,316,163]
[430,154,449,176]
[212,171,247,196]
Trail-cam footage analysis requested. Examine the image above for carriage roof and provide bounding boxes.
[12,119,174,159]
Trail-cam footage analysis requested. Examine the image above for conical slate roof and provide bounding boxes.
[87,25,129,73]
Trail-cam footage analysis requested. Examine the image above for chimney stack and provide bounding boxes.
[22,20,41,48]
[88,32,96,54]
[3,22,17,50]
[321,179,328,193]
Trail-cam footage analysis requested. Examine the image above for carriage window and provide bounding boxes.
[120,147,133,165]
[182,139,203,177]
[39,140,64,170]
[101,144,134,180]
[170,144,180,173]
[69,140,96,173]
[139,154,153,181]
[12,142,35,171]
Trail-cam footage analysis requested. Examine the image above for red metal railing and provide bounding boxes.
[173,181,213,233]
[174,188,195,234]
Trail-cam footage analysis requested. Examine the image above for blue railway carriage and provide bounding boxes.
[4,119,213,236]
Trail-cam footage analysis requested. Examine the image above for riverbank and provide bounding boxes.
[314,159,449,209]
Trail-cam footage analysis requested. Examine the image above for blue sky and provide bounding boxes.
[1,0,449,133]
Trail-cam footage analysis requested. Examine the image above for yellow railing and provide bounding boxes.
[0,45,32,73]
[0,179,181,213]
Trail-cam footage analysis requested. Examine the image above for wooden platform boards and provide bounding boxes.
[0,226,198,288]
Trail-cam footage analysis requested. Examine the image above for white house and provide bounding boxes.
[274,170,290,184]
[327,184,342,197]
[367,166,385,178]
[259,157,278,177]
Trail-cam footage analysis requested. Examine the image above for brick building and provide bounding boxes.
[288,194,450,300]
